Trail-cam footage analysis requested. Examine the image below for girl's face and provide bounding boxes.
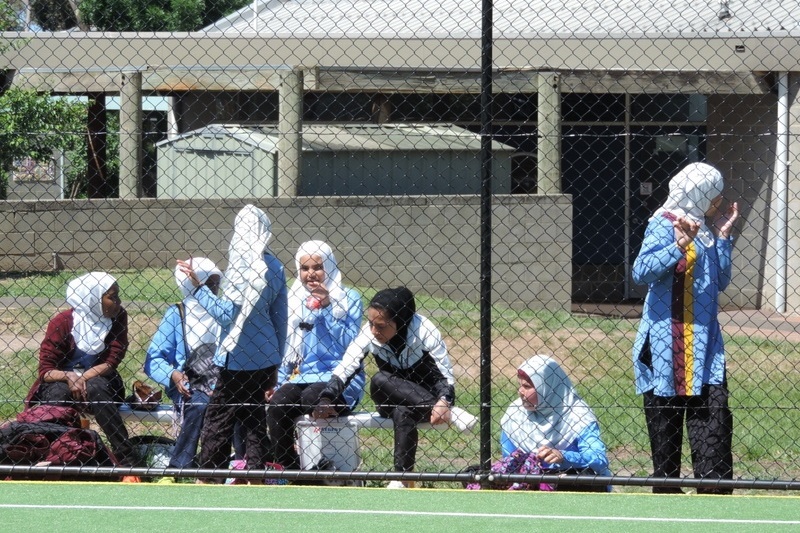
[205,274,221,296]
[101,283,122,318]
[299,254,326,292]
[518,375,539,411]
[367,307,398,344]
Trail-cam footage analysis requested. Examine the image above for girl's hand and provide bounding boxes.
[537,446,564,465]
[714,201,739,239]
[66,372,87,401]
[430,398,452,425]
[673,216,700,251]
[171,370,191,398]
[176,259,201,288]
[312,398,337,419]
[306,286,331,309]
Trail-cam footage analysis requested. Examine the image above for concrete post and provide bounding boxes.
[119,71,143,198]
[537,71,562,194]
[277,67,303,197]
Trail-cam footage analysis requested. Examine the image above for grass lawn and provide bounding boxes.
[1,268,799,492]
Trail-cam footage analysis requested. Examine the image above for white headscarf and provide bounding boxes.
[284,241,348,367]
[175,257,222,352]
[501,354,598,452]
[66,272,117,356]
[650,162,724,248]
[219,205,273,355]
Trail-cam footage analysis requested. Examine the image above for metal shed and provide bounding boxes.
[156,123,514,198]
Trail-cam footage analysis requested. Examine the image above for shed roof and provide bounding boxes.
[156,123,516,152]
[206,0,800,38]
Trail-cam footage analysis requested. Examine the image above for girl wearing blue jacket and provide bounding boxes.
[144,257,222,469]
[267,240,365,470]
[500,354,612,491]
[178,205,288,482]
[631,162,738,494]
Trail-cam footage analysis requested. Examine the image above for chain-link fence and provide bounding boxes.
[0,0,799,491]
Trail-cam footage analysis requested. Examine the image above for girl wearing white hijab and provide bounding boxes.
[267,240,365,470]
[145,257,223,469]
[500,354,612,487]
[25,272,139,467]
[632,162,739,494]
[179,205,288,482]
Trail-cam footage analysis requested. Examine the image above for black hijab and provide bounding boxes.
[369,286,416,354]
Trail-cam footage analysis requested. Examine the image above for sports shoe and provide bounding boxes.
[386,480,416,489]
[121,476,141,483]
[450,406,478,432]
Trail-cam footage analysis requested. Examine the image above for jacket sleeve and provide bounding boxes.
[632,217,683,286]
[320,325,371,401]
[37,311,72,378]
[144,305,182,388]
[716,236,734,291]
[269,265,289,360]
[559,421,611,475]
[318,288,363,355]
[420,317,455,403]
[194,285,239,327]
[500,430,516,458]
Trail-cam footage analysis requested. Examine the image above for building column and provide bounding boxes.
[118,71,143,198]
[784,73,800,314]
[277,67,303,197]
[537,71,562,194]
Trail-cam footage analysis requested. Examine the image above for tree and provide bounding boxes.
[29,0,254,32]
[0,88,86,198]
[0,1,19,31]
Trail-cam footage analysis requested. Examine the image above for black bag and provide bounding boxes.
[178,303,220,395]
[0,421,117,469]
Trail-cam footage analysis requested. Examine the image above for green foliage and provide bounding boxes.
[0,1,19,31]
[79,0,251,31]
[30,0,78,30]
[0,88,86,198]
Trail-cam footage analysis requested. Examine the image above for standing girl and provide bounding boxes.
[632,162,739,494]
[179,204,288,482]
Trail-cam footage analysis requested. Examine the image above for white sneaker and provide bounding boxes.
[450,406,478,432]
[387,480,414,489]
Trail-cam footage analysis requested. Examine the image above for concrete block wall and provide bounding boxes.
[707,93,778,311]
[0,195,573,311]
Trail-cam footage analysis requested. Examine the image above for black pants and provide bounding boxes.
[34,372,138,466]
[266,382,351,470]
[198,366,277,482]
[643,384,734,494]
[370,370,437,472]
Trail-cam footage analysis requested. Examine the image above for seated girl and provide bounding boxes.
[313,286,455,489]
[144,257,223,469]
[266,240,364,470]
[24,272,139,467]
[495,354,612,491]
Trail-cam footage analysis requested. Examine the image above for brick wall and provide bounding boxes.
[0,195,573,311]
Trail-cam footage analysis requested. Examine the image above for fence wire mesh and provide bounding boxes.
[0,0,799,492]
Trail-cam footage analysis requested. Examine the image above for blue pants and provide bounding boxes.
[169,390,211,469]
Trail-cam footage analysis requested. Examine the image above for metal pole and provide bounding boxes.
[479,0,493,469]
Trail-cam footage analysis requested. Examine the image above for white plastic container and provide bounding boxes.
[296,419,361,472]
